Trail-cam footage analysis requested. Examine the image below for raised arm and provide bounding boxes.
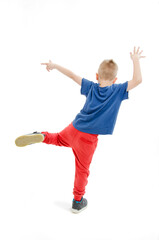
[127,46,146,91]
[41,60,82,86]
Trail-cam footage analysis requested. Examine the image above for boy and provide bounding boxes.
[15,46,145,213]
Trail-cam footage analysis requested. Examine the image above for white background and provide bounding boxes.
[0,0,159,240]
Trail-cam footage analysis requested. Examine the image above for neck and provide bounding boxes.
[99,79,113,87]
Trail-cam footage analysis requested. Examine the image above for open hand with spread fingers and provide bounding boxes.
[130,46,146,61]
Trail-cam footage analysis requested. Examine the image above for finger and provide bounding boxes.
[134,46,136,54]
[136,47,140,53]
[46,66,50,72]
[41,63,47,65]
[139,50,143,55]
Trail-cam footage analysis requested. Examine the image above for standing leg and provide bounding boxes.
[72,133,98,201]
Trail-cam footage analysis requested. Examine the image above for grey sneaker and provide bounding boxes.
[72,197,88,213]
[15,131,45,147]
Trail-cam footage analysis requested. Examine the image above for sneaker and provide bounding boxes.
[15,131,45,147]
[72,197,88,213]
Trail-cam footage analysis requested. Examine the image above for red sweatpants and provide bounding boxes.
[42,122,98,201]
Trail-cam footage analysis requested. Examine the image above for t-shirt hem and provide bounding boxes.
[72,121,113,135]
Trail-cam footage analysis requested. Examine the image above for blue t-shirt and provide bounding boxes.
[72,78,129,135]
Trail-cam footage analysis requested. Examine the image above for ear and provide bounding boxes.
[96,73,98,80]
[113,77,117,84]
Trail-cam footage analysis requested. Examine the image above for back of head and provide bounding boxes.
[98,59,118,81]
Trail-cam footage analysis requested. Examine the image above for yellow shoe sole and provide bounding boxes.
[15,134,44,147]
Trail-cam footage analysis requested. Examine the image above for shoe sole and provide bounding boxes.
[15,134,44,147]
[71,205,88,214]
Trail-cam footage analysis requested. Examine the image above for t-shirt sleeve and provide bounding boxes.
[81,78,94,97]
[118,81,129,101]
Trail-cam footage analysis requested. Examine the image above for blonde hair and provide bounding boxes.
[98,59,118,81]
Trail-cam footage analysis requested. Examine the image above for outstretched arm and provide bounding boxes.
[41,60,82,86]
[127,46,146,91]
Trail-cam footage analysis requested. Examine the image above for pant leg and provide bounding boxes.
[72,130,98,201]
[41,123,76,147]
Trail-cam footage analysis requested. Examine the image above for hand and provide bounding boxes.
[41,60,55,72]
[130,46,146,61]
